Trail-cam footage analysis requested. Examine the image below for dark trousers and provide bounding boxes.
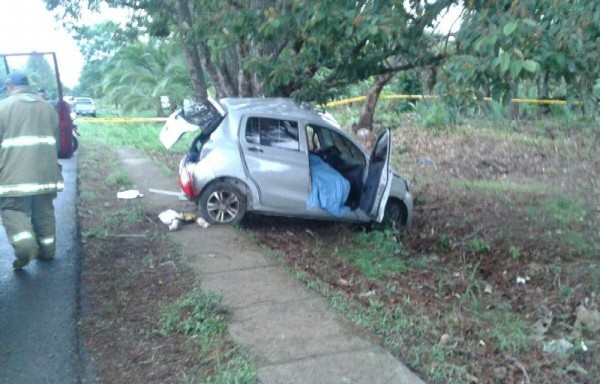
[0,193,57,262]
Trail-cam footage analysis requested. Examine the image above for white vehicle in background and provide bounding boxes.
[73,97,96,117]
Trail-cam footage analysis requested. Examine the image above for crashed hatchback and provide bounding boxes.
[160,98,413,228]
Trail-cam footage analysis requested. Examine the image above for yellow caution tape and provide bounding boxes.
[323,94,598,107]
[76,95,598,123]
[77,117,168,123]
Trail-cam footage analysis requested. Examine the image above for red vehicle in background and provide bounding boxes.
[1,51,76,159]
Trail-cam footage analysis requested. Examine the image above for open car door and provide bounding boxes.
[358,129,393,222]
[1,52,74,159]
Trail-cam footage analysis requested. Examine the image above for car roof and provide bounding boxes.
[75,97,93,102]
[219,98,340,128]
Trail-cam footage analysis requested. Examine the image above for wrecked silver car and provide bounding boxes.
[160,98,413,228]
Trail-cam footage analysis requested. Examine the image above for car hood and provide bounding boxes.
[159,97,225,149]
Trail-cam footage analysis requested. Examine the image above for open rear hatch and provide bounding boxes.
[159,97,225,149]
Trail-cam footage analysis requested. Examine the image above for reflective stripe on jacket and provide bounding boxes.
[0,86,63,197]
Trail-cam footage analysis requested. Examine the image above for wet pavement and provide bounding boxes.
[0,155,86,384]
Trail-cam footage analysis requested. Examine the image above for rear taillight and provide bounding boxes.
[178,167,196,196]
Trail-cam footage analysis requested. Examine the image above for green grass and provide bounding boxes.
[339,230,407,278]
[526,195,587,226]
[452,179,547,194]
[525,194,598,253]
[160,288,258,383]
[84,109,598,383]
[78,122,189,153]
[479,307,531,353]
[83,204,146,239]
[160,288,227,343]
[78,141,257,383]
[104,170,132,189]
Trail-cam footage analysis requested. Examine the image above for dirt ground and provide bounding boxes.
[79,122,599,383]
[242,124,599,383]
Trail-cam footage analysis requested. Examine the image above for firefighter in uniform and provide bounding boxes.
[0,71,64,269]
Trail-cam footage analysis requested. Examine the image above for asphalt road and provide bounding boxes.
[0,155,89,384]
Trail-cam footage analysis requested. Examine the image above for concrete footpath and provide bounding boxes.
[117,149,425,384]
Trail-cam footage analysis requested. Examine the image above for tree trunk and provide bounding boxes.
[156,104,166,117]
[175,0,208,100]
[509,81,519,121]
[236,40,255,97]
[196,41,236,99]
[355,72,396,133]
[539,70,550,115]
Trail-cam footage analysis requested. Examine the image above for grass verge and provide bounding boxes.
[78,140,257,383]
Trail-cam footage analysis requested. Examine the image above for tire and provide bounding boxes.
[72,135,79,152]
[379,199,408,231]
[199,182,247,225]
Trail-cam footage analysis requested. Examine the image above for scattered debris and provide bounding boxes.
[566,361,588,376]
[531,318,552,342]
[159,209,204,231]
[516,276,530,285]
[573,305,600,334]
[484,284,493,294]
[117,189,144,199]
[159,209,181,225]
[418,157,437,169]
[439,333,456,347]
[196,216,210,228]
[337,278,349,286]
[168,219,180,231]
[543,339,573,355]
[359,290,376,298]
[148,188,186,200]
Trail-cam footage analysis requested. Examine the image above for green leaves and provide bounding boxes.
[522,60,539,74]
[503,21,518,36]
[510,60,523,77]
[446,0,599,114]
[499,52,510,74]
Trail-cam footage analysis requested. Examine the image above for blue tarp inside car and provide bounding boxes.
[307,154,350,217]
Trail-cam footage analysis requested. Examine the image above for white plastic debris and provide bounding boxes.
[196,216,210,228]
[168,219,181,231]
[117,189,144,199]
[159,210,201,231]
[516,276,527,285]
[439,334,452,346]
[158,209,182,225]
[543,339,573,355]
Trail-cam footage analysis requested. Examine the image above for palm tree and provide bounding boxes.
[102,40,192,117]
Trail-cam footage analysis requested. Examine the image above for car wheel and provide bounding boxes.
[72,135,78,152]
[199,182,247,225]
[380,199,407,231]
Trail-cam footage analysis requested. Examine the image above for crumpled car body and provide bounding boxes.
[160,97,413,228]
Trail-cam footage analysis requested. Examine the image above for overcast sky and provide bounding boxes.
[0,0,126,88]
